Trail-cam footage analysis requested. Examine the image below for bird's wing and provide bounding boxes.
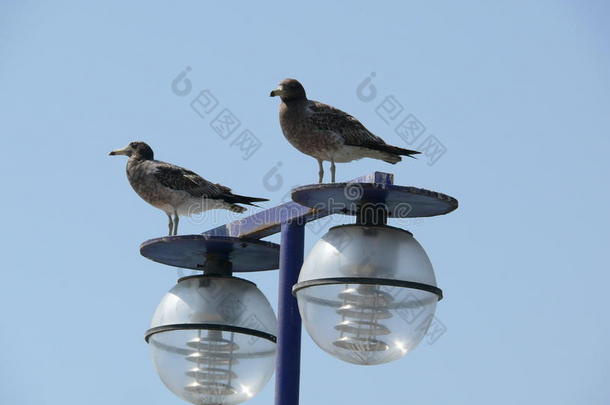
[153,162,232,199]
[308,101,387,148]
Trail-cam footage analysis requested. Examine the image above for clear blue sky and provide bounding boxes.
[1,1,609,404]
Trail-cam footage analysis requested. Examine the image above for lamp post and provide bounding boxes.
[139,172,458,405]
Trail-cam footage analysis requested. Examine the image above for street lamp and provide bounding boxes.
[138,172,458,405]
[288,181,453,366]
[141,236,281,405]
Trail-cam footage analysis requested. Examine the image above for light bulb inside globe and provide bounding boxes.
[184,329,239,397]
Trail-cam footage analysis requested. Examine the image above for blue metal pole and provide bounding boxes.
[275,220,305,405]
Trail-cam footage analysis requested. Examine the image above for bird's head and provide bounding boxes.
[109,141,154,160]
[270,78,306,102]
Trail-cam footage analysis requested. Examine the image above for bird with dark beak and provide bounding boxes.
[270,78,420,183]
[269,79,306,101]
[109,141,268,235]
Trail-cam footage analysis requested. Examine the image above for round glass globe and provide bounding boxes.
[295,224,440,365]
[148,276,277,405]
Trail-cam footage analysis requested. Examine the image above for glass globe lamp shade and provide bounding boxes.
[294,224,442,365]
[146,275,277,405]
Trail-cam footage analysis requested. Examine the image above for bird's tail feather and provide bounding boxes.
[225,193,269,208]
[377,144,421,158]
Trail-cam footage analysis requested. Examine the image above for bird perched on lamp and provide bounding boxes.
[270,78,420,183]
[109,141,268,235]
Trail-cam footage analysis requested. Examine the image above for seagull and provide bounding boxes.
[270,78,420,183]
[109,141,268,235]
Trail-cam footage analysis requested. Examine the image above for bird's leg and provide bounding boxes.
[166,213,173,236]
[330,159,336,183]
[317,159,324,184]
[173,212,179,236]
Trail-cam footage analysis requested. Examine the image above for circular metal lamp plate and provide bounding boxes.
[292,183,458,218]
[140,235,280,272]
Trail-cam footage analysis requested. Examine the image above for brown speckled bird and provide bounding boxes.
[109,141,268,235]
[270,78,420,183]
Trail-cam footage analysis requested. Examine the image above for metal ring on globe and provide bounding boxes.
[145,323,278,344]
[292,277,443,301]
